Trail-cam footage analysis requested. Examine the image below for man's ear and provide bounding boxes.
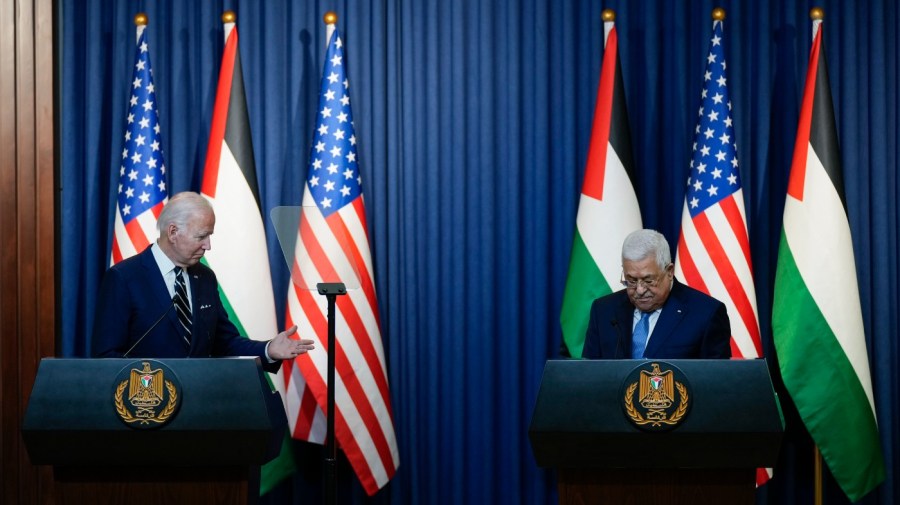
[166,223,179,241]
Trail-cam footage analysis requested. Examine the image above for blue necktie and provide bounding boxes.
[173,266,192,346]
[632,312,650,359]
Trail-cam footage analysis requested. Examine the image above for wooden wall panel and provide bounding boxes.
[1,0,57,503]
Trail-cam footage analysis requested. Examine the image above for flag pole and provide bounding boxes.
[808,10,825,505]
[320,13,342,505]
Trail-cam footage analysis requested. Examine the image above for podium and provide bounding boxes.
[22,358,287,505]
[529,359,783,504]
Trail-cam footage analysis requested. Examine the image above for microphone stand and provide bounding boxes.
[317,282,346,505]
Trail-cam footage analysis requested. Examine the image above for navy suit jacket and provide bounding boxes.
[92,247,277,371]
[582,280,731,359]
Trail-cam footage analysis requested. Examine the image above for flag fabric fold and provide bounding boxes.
[111,24,168,265]
[284,27,399,495]
[772,19,885,502]
[673,17,768,486]
[200,19,295,494]
[560,16,641,358]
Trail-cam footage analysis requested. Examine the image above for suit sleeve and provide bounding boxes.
[582,300,601,359]
[701,301,732,359]
[91,267,131,358]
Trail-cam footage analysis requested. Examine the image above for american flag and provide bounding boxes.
[284,28,399,495]
[673,16,768,485]
[110,25,167,265]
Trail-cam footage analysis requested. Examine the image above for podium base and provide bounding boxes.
[558,468,754,505]
[53,465,260,505]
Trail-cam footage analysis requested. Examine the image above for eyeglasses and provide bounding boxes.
[620,272,665,290]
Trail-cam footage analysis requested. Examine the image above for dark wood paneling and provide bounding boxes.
[1,0,56,503]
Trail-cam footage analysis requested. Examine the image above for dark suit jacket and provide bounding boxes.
[92,247,277,371]
[582,280,731,359]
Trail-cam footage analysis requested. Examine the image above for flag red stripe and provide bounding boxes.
[675,234,708,293]
[123,214,151,253]
[327,209,391,399]
[291,211,395,490]
[293,383,319,439]
[582,26,618,201]
[201,28,237,197]
[692,210,763,357]
[110,238,123,265]
[788,28,822,202]
[719,196,754,276]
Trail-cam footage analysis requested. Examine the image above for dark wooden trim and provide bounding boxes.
[1,0,56,503]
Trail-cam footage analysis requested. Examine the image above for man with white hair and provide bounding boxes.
[582,229,731,359]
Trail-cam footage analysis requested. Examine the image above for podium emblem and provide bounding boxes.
[114,360,182,428]
[621,362,691,431]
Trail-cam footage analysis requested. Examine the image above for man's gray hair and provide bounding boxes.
[621,229,672,270]
[157,192,213,232]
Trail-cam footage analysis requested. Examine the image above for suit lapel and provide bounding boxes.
[140,248,178,332]
[614,293,635,359]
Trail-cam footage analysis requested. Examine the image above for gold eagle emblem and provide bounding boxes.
[115,361,178,426]
[624,363,689,428]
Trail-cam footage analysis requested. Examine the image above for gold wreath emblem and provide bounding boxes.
[624,381,689,427]
[115,379,178,425]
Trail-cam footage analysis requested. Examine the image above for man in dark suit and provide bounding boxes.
[92,192,314,370]
[582,229,731,359]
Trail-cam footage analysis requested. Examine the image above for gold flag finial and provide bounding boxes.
[810,7,824,20]
[222,10,236,23]
[602,9,615,22]
[324,12,338,25]
[712,7,726,21]
[134,13,148,26]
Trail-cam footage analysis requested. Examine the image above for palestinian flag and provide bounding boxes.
[560,11,641,358]
[772,17,884,502]
[200,13,295,494]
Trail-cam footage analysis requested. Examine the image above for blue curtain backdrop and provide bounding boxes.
[59,0,898,504]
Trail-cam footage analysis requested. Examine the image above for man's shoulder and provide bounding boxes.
[671,280,724,308]
[591,289,630,309]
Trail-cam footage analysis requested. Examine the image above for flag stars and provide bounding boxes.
[697,162,707,173]
[340,185,351,197]
[337,112,348,123]
[321,106,332,118]
[315,141,326,153]
[135,134,146,146]
[312,158,323,170]
[310,175,320,187]
[704,127,715,139]
[327,163,339,174]
[128,169,138,181]
[320,197,332,208]
[324,180,335,191]
[346,152,356,163]
[330,145,342,158]
[139,116,150,129]
[693,179,703,191]
[690,197,700,208]
[122,204,132,215]
[131,152,142,164]
[331,55,342,67]
[343,168,354,180]
[333,129,345,140]
[130,95,138,106]
[324,89,336,101]
[700,145,710,157]
[707,52,717,64]
[719,132,730,144]
[151,140,160,151]
[717,75,727,87]
[139,191,150,203]
[712,34,721,46]
[707,185,719,197]
[318,124,329,136]
[133,77,142,89]
[707,110,719,122]
[712,93,724,104]
[142,174,154,186]
[715,150,727,162]
[711,167,723,179]
[327,72,339,84]
[724,116,733,127]
[340,95,350,106]
[125,186,134,198]
[140,41,148,53]
[147,157,157,169]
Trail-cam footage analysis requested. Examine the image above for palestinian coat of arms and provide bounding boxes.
[622,362,691,431]
[114,361,180,428]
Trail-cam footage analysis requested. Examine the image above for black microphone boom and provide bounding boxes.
[123,298,176,358]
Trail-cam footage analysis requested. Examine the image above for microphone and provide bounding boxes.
[123,298,176,358]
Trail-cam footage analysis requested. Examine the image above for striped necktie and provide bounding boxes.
[173,266,192,346]
[632,312,650,359]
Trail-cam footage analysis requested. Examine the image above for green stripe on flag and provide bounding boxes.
[560,231,613,358]
[773,233,885,501]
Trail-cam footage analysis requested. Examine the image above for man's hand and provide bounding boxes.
[267,325,315,360]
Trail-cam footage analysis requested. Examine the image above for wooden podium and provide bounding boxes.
[22,358,287,505]
[529,359,783,505]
